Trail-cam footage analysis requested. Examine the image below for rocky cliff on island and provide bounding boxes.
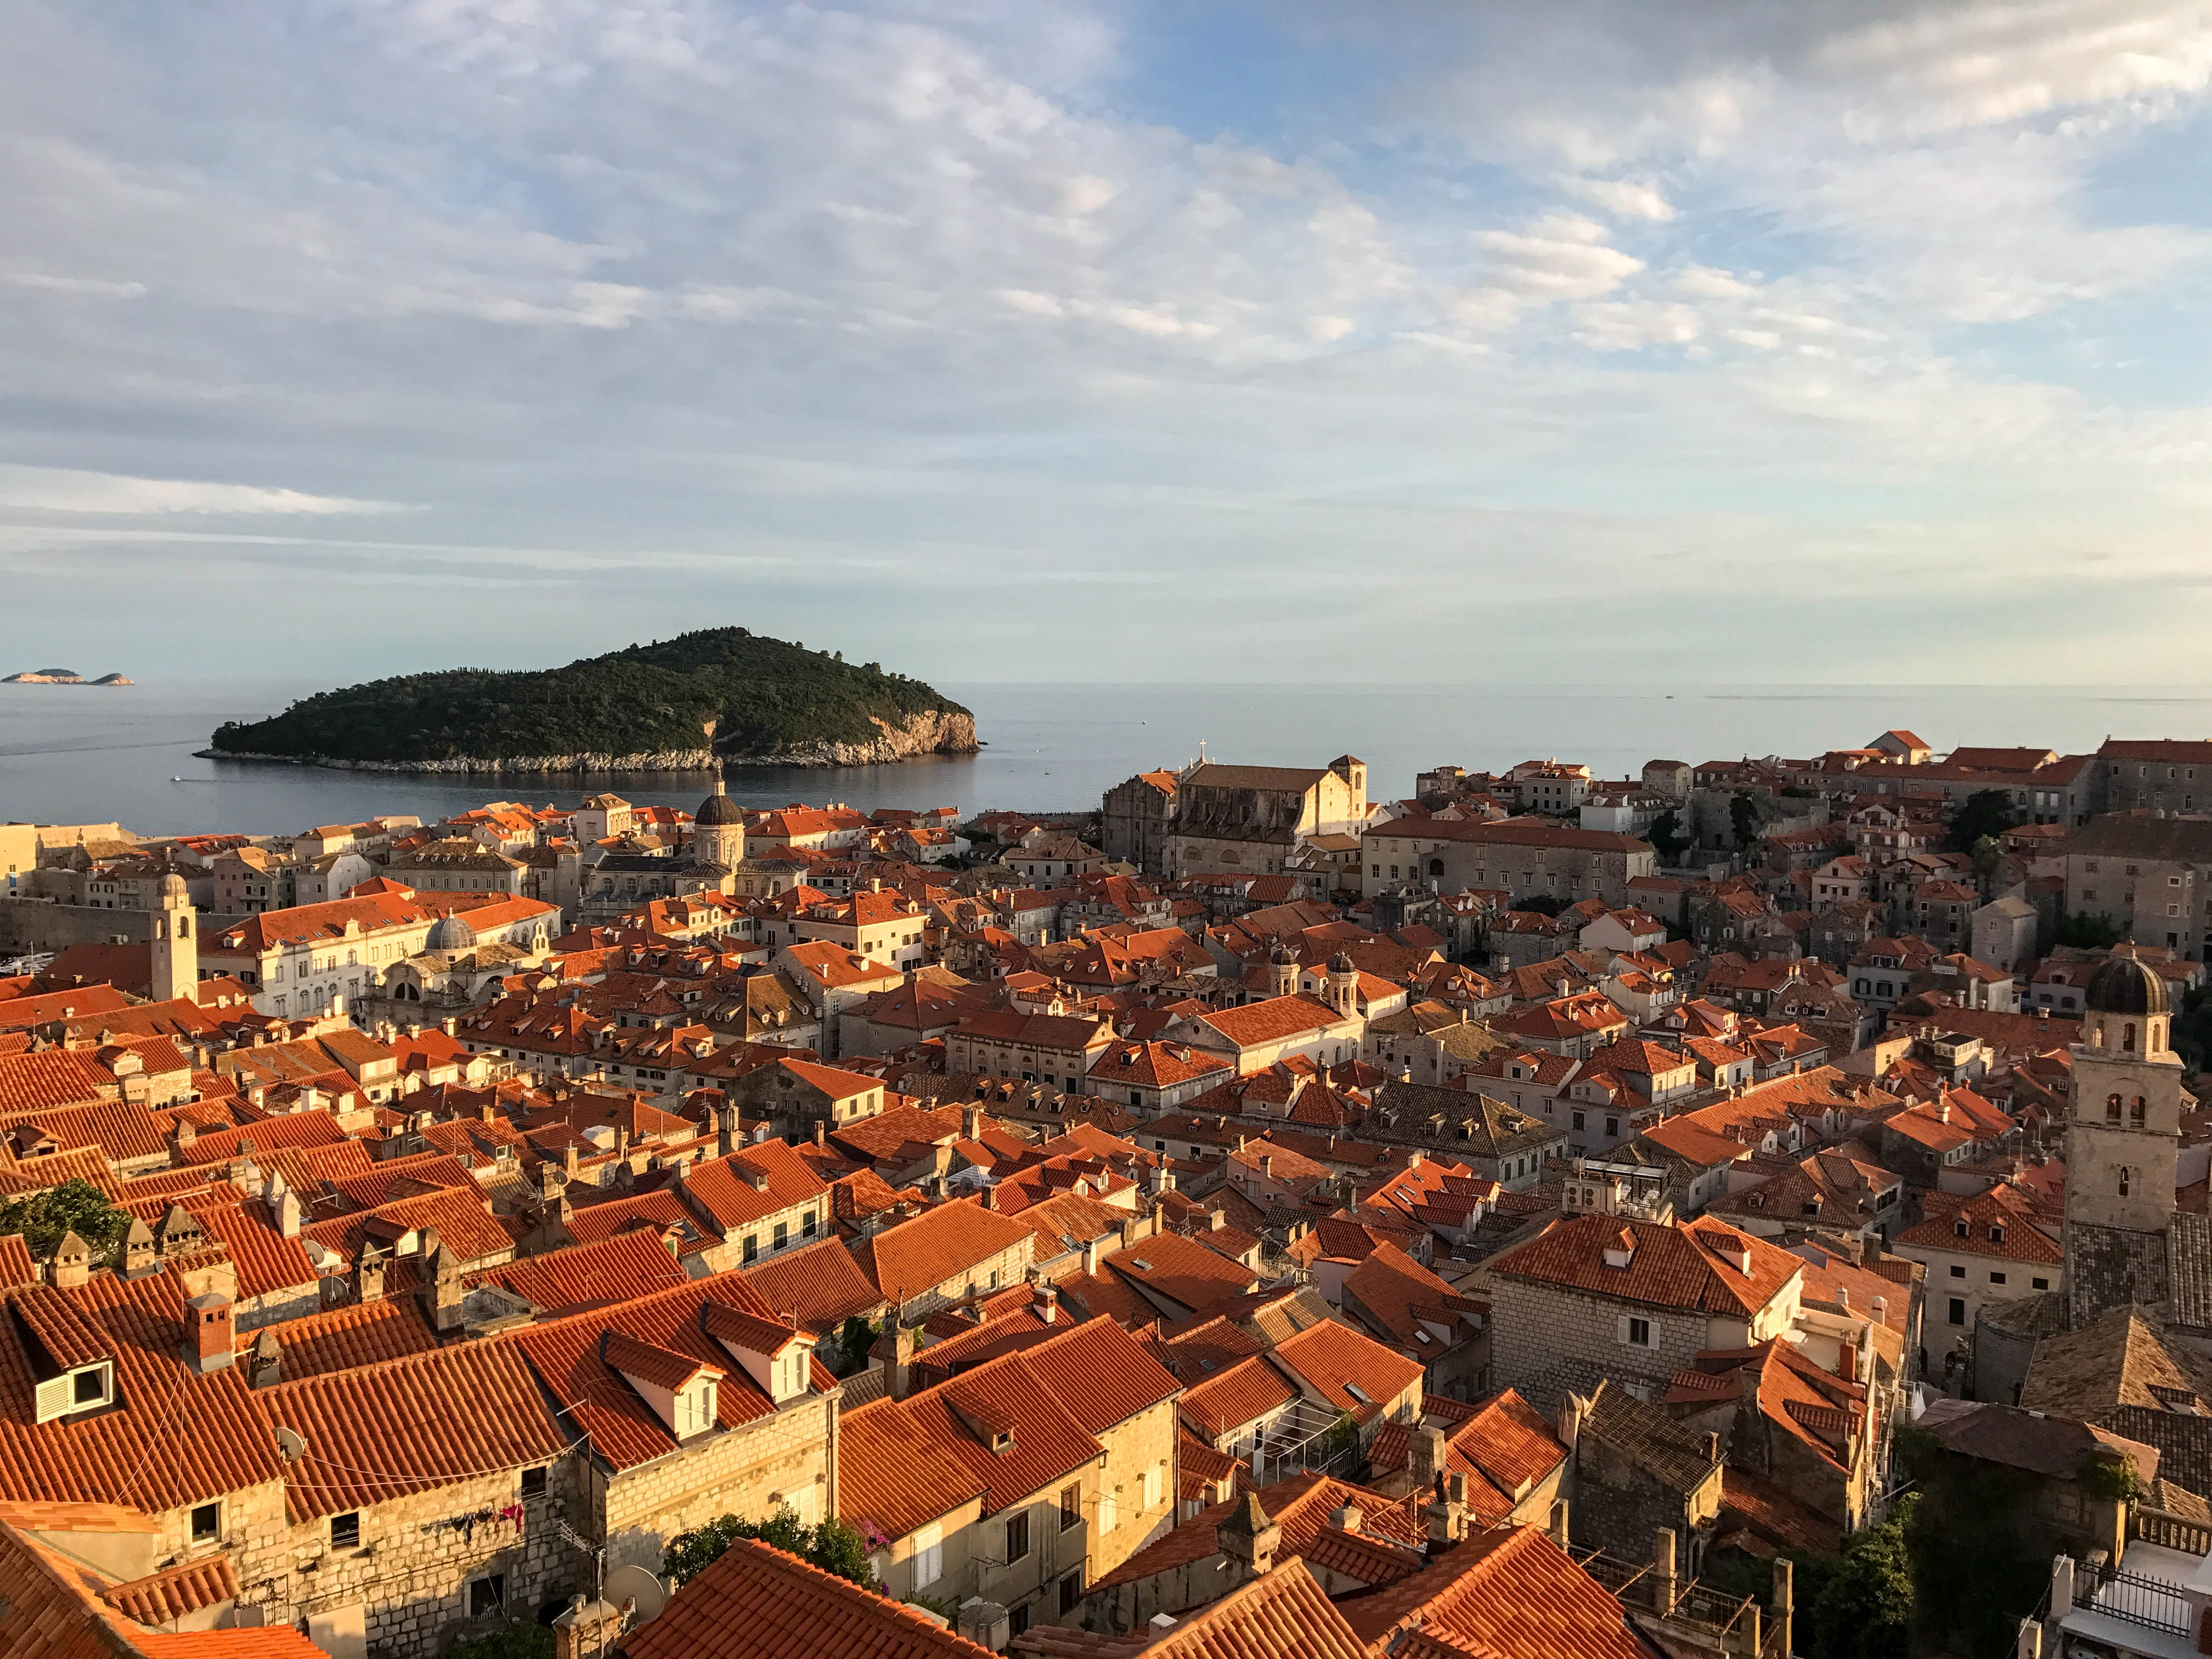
[202,628,976,774]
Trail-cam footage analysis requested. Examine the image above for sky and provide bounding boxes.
[5,0,2212,685]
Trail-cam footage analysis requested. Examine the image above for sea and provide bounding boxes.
[7,679,2212,838]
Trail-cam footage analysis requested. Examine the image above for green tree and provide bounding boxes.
[439,1626,552,1659]
[664,1508,876,1590]
[0,1178,131,1267]
[1648,809,1690,862]
[2050,911,2128,950]
[833,1314,880,1375]
[1801,1496,1916,1659]
[1729,791,1760,848]
[2172,983,2212,1073]
[1945,789,2022,853]
[1515,893,1572,918]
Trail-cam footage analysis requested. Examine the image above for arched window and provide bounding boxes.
[2125,1022,2138,1052]
[1429,859,1445,878]
[2132,1096,2148,1128]
[2107,1093,2124,1124]
[178,915,190,938]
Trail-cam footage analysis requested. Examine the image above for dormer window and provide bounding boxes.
[36,1360,113,1424]
[1954,1218,1970,1239]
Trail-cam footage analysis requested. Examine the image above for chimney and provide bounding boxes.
[814,1119,827,1148]
[247,1327,282,1389]
[422,1238,465,1334]
[1328,1504,1363,1534]
[1549,1498,1570,1547]
[1408,1425,1448,1488]
[1082,1238,1100,1276]
[1558,1393,1584,1450]
[1034,1280,1058,1325]
[1652,1527,1678,1614]
[1702,1431,1722,1465]
[887,1322,915,1401]
[273,1186,302,1239]
[50,1229,91,1290]
[1872,1295,1888,1324]
[1838,1342,1859,1384]
[185,1289,235,1373]
[354,1244,387,1305]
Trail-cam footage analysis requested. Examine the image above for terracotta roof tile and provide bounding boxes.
[627,1536,993,1659]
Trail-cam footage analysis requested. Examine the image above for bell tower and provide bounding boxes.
[2061,948,2182,1328]
[149,874,198,1004]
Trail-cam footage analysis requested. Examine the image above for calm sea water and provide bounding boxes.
[5,679,2212,838]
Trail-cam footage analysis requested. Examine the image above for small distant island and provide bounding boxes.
[202,626,977,774]
[1,668,132,686]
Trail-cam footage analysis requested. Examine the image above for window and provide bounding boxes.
[1009,1606,1031,1639]
[331,1513,360,1550]
[1060,1484,1081,1532]
[912,1522,943,1586]
[521,1466,548,1500]
[772,1220,789,1251]
[1948,1298,1966,1326]
[2107,1093,2123,1124]
[743,1235,759,1265]
[190,1503,220,1544]
[1060,1570,1085,1615]
[2119,1167,2134,1198]
[2133,1096,2148,1127]
[1990,1272,2007,1285]
[1142,1464,1162,1510]
[1097,1491,1118,1535]
[72,1368,104,1405]
[1624,1317,1652,1347]
[1950,1264,1966,1278]
[2033,1277,2050,1291]
[469,1575,505,1618]
[1571,1110,1585,1131]
[1004,1510,1031,1564]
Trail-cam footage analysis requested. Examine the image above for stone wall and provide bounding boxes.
[270,1464,576,1657]
[601,1391,836,1576]
[0,898,250,953]
[1487,1279,1712,1414]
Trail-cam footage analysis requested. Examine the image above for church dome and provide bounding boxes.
[159,873,190,902]
[425,913,475,953]
[2085,949,2168,1017]
[1329,951,1356,974]
[695,789,744,827]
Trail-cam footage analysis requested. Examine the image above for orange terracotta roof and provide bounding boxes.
[850,1198,1036,1306]
[625,1536,993,1659]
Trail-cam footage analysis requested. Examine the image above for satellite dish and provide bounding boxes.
[273,1426,309,1463]
[602,1565,667,1624]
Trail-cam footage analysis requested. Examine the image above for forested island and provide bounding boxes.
[204,628,977,772]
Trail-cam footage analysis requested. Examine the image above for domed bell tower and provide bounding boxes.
[2061,948,2183,1327]
[693,780,746,871]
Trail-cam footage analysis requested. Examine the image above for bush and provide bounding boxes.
[1801,1496,1916,1659]
[441,1624,552,1659]
[0,1178,132,1267]
[664,1508,876,1590]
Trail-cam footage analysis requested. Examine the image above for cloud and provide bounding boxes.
[0,1,2209,684]
[0,466,400,516]
[1562,176,1676,220]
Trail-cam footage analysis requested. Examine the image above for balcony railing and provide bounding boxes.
[2075,1560,2192,1637]
[2131,1503,2212,1559]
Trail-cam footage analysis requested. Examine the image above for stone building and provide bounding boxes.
[838,1316,1182,1638]
[2062,813,2212,960]
[1163,759,1368,879]
[1480,1214,1805,1410]
[1362,817,1656,908]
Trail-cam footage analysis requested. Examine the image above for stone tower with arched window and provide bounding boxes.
[149,873,198,1004]
[2061,947,2183,1328]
